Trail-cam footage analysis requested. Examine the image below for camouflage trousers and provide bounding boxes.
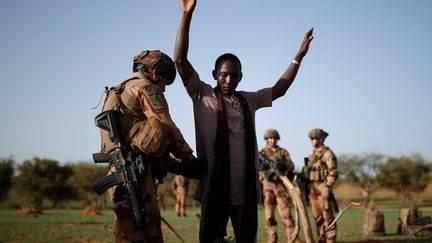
[309,182,336,243]
[108,164,164,243]
[262,179,295,243]
[175,192,187,217]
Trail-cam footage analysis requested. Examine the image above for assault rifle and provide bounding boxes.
[91,110,150,229]
[259,154,293,180]
[258,154,286,179]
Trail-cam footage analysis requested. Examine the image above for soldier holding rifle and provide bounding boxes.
[259,129,296,243]
[302,128,338,243]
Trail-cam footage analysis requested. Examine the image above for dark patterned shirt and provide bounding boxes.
[186,71,272,204]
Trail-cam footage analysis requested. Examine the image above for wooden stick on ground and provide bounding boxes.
[161,217,186,243]
[315,202,360,243]
[279,175,314,243]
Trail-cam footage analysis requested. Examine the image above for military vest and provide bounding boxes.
[99,72,171,158]
[262,147,285,161]
[305,147,329,182]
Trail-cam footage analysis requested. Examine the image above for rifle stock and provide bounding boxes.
[93,152,115,164]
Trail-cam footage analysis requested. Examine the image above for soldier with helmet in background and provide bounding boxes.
[303,128,338,243]
[100,50,201,243]
[259,129,296,243]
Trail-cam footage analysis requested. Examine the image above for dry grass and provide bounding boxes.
[334,183,432,200]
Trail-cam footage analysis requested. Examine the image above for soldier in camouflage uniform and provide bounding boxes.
[172,175,189,217]
[101,50,195,243]
[259,129,295,243]
[303,128,338,243]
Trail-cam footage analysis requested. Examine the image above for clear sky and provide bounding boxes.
[1,0,431,170]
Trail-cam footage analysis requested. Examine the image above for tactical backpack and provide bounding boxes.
[99,77,171,158]
[97,50,175,158]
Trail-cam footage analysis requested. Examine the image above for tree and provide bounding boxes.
[66,162,107,213]
[0,157,15,202]
[377,154,431,201]
[14,157,74,212]
[338,153,384,207]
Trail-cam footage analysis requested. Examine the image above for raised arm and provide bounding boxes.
[272,28,314,101]
[174,0,197,87]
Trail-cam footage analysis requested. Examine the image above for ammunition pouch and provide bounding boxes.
[306,164,328,182]
[130,117,171,158]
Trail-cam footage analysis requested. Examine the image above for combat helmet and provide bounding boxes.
[264,129,280,140]
[133,50,176,85]
[308,128,329,140]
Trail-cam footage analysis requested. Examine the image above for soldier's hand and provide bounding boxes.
[168,156,207,179]
[276,159,286,173]
[259,162,270,171]
[183,156,207,179]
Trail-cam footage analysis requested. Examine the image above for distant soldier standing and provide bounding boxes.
[259,129,295,243]
[303,128,338,243]
[172,175,189,217]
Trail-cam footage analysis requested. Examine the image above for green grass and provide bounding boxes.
[1,204,432,242]
[0,209,113,242]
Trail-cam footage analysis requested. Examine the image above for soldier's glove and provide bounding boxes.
[276,159,286,173]
[287,171,295,181]
[168,156,207,179]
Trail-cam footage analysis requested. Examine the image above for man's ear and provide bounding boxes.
[239,72,243,82]
[212,69,217,80]
[150,68,160,81]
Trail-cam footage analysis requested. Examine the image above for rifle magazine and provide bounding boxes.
[91,170,125,195]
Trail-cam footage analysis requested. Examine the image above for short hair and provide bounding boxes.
[214,53,242,72]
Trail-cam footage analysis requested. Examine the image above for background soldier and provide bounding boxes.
[172,175,189,217]
[101,50,195,243]
[303,128,338,243]
[259,129,296,243]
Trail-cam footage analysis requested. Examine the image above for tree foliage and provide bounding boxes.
[66,162,108,211]
[338,153,384,207]
[0,157,15,202]
[377,153,431,201]
[14,157,75,212]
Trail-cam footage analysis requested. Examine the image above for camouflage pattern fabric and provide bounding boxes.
[307,146,338,243]
[259,146,295,243]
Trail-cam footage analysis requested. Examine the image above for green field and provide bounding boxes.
[1,202,432,243]
[2,183,432,242]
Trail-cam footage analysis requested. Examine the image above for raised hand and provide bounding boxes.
[297,28,314,59]
[180,0,196,14]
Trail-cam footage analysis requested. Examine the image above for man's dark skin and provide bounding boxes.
[174,0,314,100]
[174,0,314,241]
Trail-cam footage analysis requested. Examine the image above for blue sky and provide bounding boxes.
[1,0,431,170]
